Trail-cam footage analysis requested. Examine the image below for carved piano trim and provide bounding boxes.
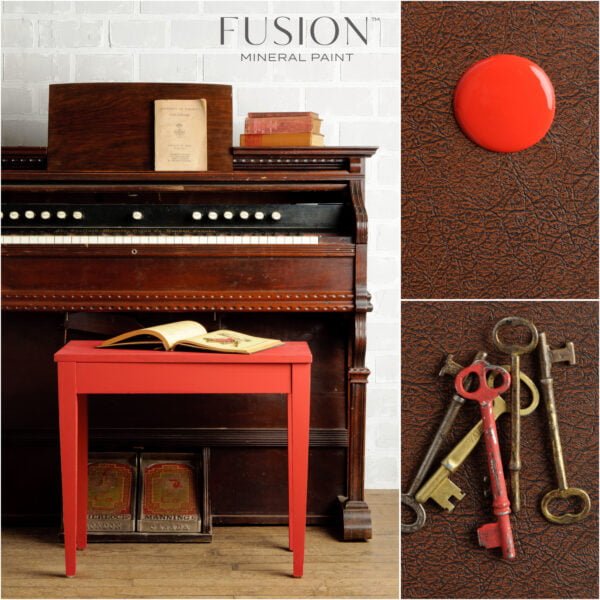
[2,146,376,175]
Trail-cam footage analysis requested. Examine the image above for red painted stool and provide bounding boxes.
[54,340,312,578]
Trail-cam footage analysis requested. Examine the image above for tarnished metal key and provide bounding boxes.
[538,333,591,524]
[492,316,538,513]
[416,369,539,511]
[401,352,485,533]
[455,360,515,560]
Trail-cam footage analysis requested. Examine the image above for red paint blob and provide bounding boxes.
[454,54,555,152]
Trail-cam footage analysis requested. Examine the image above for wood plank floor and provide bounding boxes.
[1,490,398,599]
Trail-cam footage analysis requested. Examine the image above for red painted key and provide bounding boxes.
[455,360,516,560]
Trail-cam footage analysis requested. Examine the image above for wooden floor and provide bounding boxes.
[1,490,398,600]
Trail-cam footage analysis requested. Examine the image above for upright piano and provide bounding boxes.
[1,84,377,540]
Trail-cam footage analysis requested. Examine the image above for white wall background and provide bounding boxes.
[1,0,400,489]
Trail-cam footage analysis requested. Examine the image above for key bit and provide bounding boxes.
[429,477,465,512]
[439,351,487,377]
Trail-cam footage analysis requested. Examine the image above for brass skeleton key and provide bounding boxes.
[416,369,539,512]
[492,317,539,513]
[538,333,591,524]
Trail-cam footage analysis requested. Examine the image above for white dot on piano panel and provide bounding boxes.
[25,210,35,219]
[9,211,19,220]
[57,210,67,219]
[240,211,250,220]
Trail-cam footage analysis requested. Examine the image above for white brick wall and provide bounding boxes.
[1,0,400,490]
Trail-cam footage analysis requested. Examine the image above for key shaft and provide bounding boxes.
[406,393,464,497]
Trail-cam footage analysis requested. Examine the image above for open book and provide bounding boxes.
[97,321,283,355]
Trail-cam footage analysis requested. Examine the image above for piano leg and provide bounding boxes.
[76,394,88,551]
[340,312,373,541]
[338,496,373,541]
[57,362,79,576]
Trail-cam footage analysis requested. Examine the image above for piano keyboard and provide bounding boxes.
[1,234,320,245]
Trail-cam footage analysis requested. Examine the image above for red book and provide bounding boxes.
[245,116,322,134]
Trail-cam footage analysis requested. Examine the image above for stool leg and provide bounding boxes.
[57,363,78,577]
[77,394,88,551]
[290,364,311,578]
[288,402,294,552]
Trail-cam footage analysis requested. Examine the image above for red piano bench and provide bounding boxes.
[54,340,312,578]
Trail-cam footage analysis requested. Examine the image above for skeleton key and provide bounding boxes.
[401,351,486,533]
[538,332,591,524]
[492,316,539,513]
[455,360,515,560]
[416,368,539,511]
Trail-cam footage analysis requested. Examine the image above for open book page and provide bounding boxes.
[98,321,207,349]
[174,329,283,354]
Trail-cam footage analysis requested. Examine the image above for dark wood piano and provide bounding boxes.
[1,83,377,541]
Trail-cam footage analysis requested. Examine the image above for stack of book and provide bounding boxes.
[240,111,324,147]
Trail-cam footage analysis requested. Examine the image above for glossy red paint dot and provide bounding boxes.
[454,54,555,152]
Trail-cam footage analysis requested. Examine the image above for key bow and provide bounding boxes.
[454,360,511,404]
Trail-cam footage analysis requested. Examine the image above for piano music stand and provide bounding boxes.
[54,340,312,578]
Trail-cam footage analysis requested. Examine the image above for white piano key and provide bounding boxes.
[234,236,243,244]
[208,236,217,244]
[258,236,268,244]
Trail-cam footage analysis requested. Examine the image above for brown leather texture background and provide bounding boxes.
[401,2,599,299]
[401,301,598,599]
